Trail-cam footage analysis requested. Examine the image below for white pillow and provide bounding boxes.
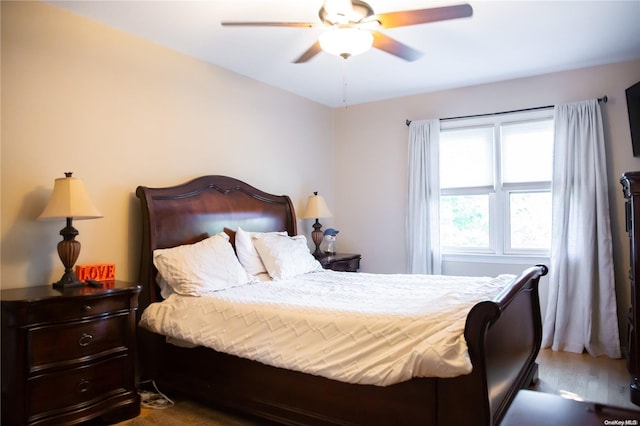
[253,234,323,280]
[235,226,288,276]
[153,232,254,296]
[155,274,174,299]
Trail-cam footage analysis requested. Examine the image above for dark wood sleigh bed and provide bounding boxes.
[135,175,548,426]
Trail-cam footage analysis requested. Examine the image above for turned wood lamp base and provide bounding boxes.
[52,217,84,290]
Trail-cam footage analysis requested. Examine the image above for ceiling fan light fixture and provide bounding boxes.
[319,28,374,59]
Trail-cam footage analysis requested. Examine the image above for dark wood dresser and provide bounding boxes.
[316,253,361,272]
[1,281,141,425]
[621,171,640,406]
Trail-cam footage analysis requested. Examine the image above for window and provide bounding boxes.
[439,110,553,258]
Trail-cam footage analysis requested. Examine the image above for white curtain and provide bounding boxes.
[407,119,441,274]
[542,99,621,358]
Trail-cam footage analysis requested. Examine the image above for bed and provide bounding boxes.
[135,175,548,426]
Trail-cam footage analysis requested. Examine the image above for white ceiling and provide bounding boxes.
[48,0,640,108]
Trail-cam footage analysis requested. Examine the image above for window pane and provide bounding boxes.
[509,192,551,250]
[502,119,553,183]
[440,195,489,248]
[440,127,494,189]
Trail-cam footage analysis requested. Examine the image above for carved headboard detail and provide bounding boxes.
[135,175,297,309]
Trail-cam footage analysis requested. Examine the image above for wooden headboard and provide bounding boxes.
[135,175,297,310]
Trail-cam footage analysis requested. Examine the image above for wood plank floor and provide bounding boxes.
[113,348,640,425]
[533,348,638,410]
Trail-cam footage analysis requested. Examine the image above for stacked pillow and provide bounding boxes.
[251,232,323,280]
[153,232,254,296]
[235,227,287,276]
[153,228,324,297]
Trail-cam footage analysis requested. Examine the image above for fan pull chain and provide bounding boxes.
[341,58,349,108]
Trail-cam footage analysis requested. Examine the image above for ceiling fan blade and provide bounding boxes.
[376,3,472,29]
[293,41,323,63]
[372,31,422,61]
[221,21,319,28]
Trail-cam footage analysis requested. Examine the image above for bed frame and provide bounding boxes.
[135,175,548,426]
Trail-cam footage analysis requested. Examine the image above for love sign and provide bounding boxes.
[75,263,116,281]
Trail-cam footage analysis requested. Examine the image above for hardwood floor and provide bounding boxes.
[533,348,638,411]
[113,348,639,425]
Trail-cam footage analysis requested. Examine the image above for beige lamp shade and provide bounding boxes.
[301,193,332,219]
[39,174,103,220]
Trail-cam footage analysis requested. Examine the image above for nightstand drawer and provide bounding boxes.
[29,313,129,372]
[28,355,130,420]
[27,293,133,324]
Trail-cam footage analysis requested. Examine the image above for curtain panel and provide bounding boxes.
[407,119,441,274]
[542,99,621,358]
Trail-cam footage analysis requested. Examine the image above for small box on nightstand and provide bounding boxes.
[315,253,361,272]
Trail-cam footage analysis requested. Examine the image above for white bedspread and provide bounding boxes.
[139,270,514,386]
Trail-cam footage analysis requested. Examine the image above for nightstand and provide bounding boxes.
[316,253,361,272]
[1,281,141,425]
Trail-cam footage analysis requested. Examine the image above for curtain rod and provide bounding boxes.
[405,95,608,126]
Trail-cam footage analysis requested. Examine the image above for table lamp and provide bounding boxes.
[38,172,103,289]
[301,192,332,256]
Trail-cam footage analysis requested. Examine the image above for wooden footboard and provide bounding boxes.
[437,265,547,425]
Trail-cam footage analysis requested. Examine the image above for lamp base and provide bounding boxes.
[52,271,84,290]
[311,219,324,257]
[52,218,84,290]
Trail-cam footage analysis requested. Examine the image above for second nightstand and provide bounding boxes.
[316,253,361,272]
[1,281,141,425]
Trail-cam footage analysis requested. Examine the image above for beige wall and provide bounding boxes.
[333,59,640,337]
[1,1,334,288]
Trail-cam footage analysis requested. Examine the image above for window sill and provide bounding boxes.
[442,253,550,265]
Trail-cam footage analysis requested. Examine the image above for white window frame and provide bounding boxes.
[439,109,553,264]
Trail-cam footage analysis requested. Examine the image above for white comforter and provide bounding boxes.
[139,270,514,386]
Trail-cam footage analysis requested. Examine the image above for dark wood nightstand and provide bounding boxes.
[315,253,361,272]
[1,281,141,425]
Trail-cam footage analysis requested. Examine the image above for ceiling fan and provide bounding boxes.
[221,0,473,63]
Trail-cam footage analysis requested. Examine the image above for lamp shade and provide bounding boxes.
[319,28,374,59]
[38,173,103,220]
[301,192,332,219]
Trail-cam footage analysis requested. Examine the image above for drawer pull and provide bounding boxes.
[77,379,91,393]
[81,304,92,313]
[78,333,93,347]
